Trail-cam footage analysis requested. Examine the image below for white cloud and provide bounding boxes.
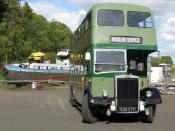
[72,0,175,62]
[159,16,175,61]
[71,0,175,15]
[29,1,86,31]
[29,0,175,62]
[160,33,175,41]
[171,44,175,51]
[160,17,175,39]
[158,43,175,62]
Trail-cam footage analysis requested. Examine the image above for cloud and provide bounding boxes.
[161,16,175,32]
[72,0,175,62]
[160,33,175,41]
[71,0,175,15]
[158,15,175,61]
[29,0,175,62]
[157,43,175,62]
[29,1,86,31]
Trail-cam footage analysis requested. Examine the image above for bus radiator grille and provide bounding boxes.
[116,77,139,113]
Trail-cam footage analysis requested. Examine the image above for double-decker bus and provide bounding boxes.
[69,3,162,123]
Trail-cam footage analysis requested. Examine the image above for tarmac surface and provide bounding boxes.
[0,86,175,131]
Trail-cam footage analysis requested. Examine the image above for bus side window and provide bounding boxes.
[86,65,89,75]
[84,63,91,75]
[84,67,87,75]
[70,67,72,75]
[72,67,75,76]
[75,67,79,76]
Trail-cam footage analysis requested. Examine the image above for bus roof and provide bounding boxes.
[73,3,157,52]
[91,3,153,14]
[74,3,154,33]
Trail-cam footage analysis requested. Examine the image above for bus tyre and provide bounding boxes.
[144,105,156,123]
[82,93,97,123]
[69,87,76,106]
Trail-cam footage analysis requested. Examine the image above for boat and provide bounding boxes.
[4,49,71,82]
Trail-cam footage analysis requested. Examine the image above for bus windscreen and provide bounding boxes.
[95,49,127,73]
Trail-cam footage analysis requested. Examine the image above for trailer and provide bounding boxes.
[150,67,164,83]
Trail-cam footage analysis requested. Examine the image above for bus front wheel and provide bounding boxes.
[69,87,76,106]
[82,93,97,123]
[143,105,156,123]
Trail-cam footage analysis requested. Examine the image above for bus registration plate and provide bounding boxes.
[119,107,137,112]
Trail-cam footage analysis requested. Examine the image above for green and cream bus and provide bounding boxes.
[69,3,162,123]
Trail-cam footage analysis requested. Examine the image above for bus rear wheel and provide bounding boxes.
[82,93,97,123]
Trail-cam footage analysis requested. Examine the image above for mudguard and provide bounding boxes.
[140,87,162,105]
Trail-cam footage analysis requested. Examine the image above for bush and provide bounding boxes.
[44,52,57,63]
[0,76,6,90]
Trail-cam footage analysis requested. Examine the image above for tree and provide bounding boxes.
[0,0,73,73]
[0,35,13,70]
[0,0,6,21]
[173,65,175,75]
[150,56,174,67]
[150,57,160,67]
[160,56,173,65]
[46,21,72,52]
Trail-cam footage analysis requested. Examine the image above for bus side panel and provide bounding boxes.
[91,77,114,97]
[92,27,157,45]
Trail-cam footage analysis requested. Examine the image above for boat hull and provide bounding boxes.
[4,64,69,82]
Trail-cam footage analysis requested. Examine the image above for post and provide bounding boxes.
[32,82,37,89]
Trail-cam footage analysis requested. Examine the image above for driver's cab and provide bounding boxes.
[127,50,151,76]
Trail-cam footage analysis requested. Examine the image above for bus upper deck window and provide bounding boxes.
[97,9,124,26]
[127,11,153,28]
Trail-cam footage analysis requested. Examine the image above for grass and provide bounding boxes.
[0,76,6,90]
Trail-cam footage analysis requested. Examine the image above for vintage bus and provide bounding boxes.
[69,3,162,123]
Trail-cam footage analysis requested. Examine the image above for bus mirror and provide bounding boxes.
[85,52,91,60]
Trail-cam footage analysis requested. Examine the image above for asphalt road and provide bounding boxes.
[0,86,175,131]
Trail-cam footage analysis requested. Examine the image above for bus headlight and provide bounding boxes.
[102,89,108,98]
[146,90,152,98]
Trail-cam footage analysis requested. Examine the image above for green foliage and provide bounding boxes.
[0,0,5,21]
[0,0,73,71]
[0,76,6,90]
[45,52,57,63]
[160,56,173,65]
[150,57,160,67]
[46,21,72,52]
[173,65,175,79]
[173,65,175,70]
[151,56,174,67]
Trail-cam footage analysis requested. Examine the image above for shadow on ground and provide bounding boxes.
[71,101,142,124]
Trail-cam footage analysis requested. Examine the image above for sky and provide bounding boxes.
[21,0,175,63]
